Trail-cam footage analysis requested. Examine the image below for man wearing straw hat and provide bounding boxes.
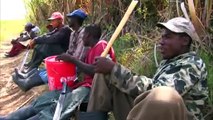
[0,24,116,120]
[87,17,208,120]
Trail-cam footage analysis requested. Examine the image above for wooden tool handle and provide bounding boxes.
[101,0,138,57]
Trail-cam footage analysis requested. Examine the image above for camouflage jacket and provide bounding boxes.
[110,52,208,120]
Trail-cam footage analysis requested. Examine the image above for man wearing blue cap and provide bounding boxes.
[0,24,111,120]
[12,9,88,92]
[1,9,89,120]
[66,9,88,60]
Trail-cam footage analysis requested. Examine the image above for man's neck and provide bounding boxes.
[72,25,81,31]
[179,49,190,56]
[57,24,64,29]
[90,39,99,47]
[166,50,190,60]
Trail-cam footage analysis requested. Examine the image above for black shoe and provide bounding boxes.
[22,66,38,74]
[12,72,44,92]
[4,53,11,57]
[14,68,38,79]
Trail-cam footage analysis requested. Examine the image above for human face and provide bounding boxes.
[159,29,186,59]
[50,19,60,28]
[67,17,77,28]
[25,26,31,32]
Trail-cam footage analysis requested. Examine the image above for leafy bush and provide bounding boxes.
[199,51,213,105]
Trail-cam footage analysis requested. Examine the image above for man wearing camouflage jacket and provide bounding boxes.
[87,17,208,120]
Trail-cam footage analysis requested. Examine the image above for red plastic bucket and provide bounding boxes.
[45,56,76,90]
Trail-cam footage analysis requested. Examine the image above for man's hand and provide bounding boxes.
[11,39,18,44]
[93,57,115,74]
[28,40,35,49]
[56,53,76,63]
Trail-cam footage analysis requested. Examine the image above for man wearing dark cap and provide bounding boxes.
[12,9,88,92]
[5,22,40,57]
[87,17,208,120]
[66,9,88,60]
[0,24,116,120]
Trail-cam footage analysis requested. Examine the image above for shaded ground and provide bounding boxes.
[0,41,47,115]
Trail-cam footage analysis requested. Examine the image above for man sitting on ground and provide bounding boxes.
[25,11,71,71]
[87,17,208,120]
[13,9,88,92]
[5,22,40,57]
[0,24,116,120]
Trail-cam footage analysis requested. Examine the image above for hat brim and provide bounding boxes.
[157,22,185,34]
[48,17,63,21]
[157,22,199,41]
[66,13,74,17]
[47,17,56,21]
[66,14,85,19]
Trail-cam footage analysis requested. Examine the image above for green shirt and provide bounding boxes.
[110,52,208,120]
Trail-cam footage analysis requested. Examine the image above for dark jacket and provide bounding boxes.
[34,25,71,52]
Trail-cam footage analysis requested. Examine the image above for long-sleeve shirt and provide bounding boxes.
[34,25,71,52]
[110,52,208,120]
[66,27,87,61]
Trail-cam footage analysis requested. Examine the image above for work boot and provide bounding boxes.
[14,68,38,79]
[2,105,36,120]
[12,72,44,92]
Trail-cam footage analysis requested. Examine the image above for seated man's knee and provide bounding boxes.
[128,86,189,120]
[150,86,182,102]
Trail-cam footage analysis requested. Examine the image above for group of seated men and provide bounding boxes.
[1,8,209,120]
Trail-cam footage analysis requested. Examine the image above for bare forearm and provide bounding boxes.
[71,59,95,76]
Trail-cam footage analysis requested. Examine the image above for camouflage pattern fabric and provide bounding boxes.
[110,52,208,120]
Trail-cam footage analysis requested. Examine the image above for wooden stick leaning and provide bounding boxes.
[180,2,204,97]
[188,0,206,37]
[181,2,206,52]
[100,0,138,57]
[91,0,138,94]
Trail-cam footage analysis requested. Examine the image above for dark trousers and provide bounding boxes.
[27,44,65,69]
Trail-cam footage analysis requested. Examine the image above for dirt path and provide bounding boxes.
[0,41,47,115]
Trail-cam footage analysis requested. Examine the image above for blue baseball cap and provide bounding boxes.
[67,9,87,20]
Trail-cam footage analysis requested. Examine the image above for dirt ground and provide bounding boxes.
[0,41,47,115]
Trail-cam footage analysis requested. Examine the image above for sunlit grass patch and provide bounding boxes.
[0,19,26,42]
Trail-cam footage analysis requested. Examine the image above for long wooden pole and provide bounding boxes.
[89,0,139,111]
[188,0,206,37]
[100,0,138,57]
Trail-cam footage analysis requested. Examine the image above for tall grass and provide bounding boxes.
[0,20,26,42]
[25,0,213,119]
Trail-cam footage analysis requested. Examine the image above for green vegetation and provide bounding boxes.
[24,0,213,119]
[0,20,26,42]
[199,51,213,105]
